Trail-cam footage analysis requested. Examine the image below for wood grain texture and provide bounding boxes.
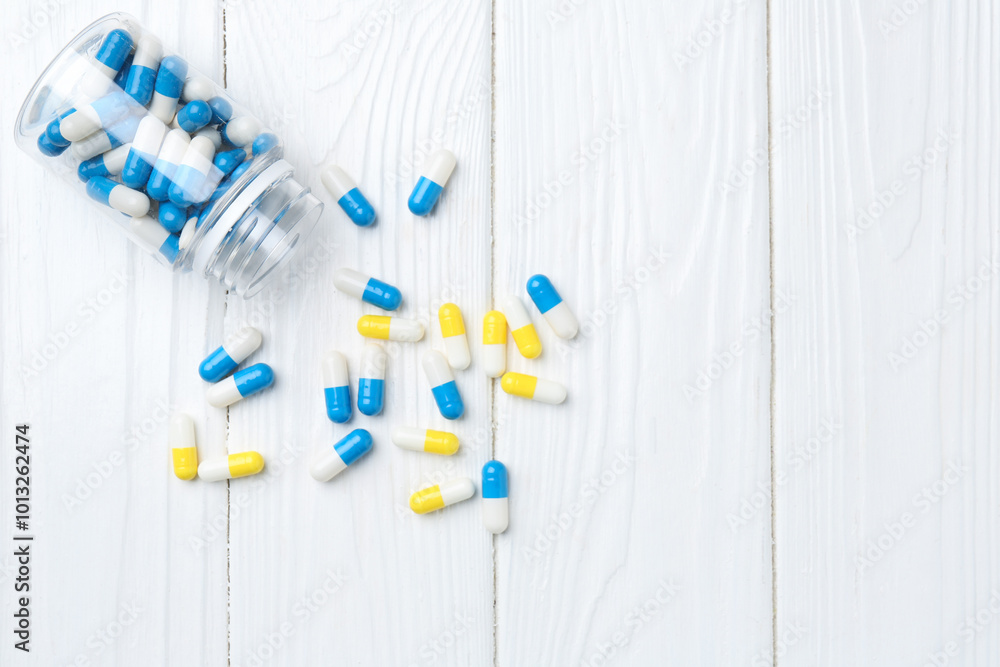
[222,1,494,666]
[772,1,1000,665]
[493,0,772,664]
[0,1,228,665]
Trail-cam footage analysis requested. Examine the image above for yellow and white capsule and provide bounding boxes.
[357,315,425,342]
[392,426,460,456]
[438,303,470,370]
[501,372,566,405]
[482,310,507,378]
[409,478,476,514]
[197,451,265,482]
[502,295,542,359]
[169,413,198,480]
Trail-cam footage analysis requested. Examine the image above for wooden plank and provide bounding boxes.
[493,0,772,664]
[222,1,494,664]
[771,1,1000,664]
[0,2,227,665]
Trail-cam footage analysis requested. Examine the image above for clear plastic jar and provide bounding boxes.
[14,12,323,297]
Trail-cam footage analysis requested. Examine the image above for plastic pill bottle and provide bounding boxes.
[14,12,323,297]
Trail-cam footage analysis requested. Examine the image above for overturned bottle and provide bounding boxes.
[15,13,323,297]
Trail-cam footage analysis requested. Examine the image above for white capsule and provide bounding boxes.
[194,126,223,150]
[223,116,262,147]
[227,327,263,362]
[481,310,507,378]
[168,413,198,481]
[438,303,470,370]
[101,144,132,175]
[182,75,215,102]
[128,215,170,251]
[108,185,150,217]
[178,216,197,249]
[361,343,387,381]
[323,350,350,388]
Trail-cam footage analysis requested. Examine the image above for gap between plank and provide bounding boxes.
[489,1,499,666]
[765,0,778,663]
[221,6,232,667]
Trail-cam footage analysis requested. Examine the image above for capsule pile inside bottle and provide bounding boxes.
[36,27,281,265]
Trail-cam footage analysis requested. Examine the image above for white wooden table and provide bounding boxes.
[1,0,998,665]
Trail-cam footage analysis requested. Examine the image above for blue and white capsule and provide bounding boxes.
[181,76,215,102]
[38,109,75,156]
[169,136,217,206]
[82,28,134,98]
[251,133,279,155]
[157,201,187,233]
[422,350,464,420]
[321,165,376,227]
[207,97,233,125]
[175,100,212,132]
[127,215,180,263]
[221,116,261,147]
[310,428,373,482]
[194,126,223,150]
[527,274,579,339]
[146,128,190,201]
[482,460,509,534]
[358,343,387,416]
[149,55,188,123]
[205,362,275,407]
[199,327,263,382]
[121,115,166,189]
[124,35,162,105]
[408,149,456,216]
[333,268,401,311]
[71,115,140,161]
[213,149,245,178]
[77,144,131,181]
[86,176,149,218]
[322,351,352,424]
[59,92,132,142]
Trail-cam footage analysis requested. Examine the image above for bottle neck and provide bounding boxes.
[181,157,323,297]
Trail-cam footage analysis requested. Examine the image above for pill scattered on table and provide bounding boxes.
[357,315,424,342]
[169,413,198,481]
[410,478,475,514]
[198,326,263,383]
[205,362,275,407]
[310,428,373,482]
[502,295,542,359]
[481,310,507,378]
[322,351,352,424]
[358,343,387,416]
[334,268,402,311]
[408,149,456,216]
[527,273,579,339]
[422,350,464,420]
[501,371,567,405]
[392,427,460,456]
[198,451,265,482]
[482,461,509,534]
[321,164,376,227]
[439,303,471,370]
